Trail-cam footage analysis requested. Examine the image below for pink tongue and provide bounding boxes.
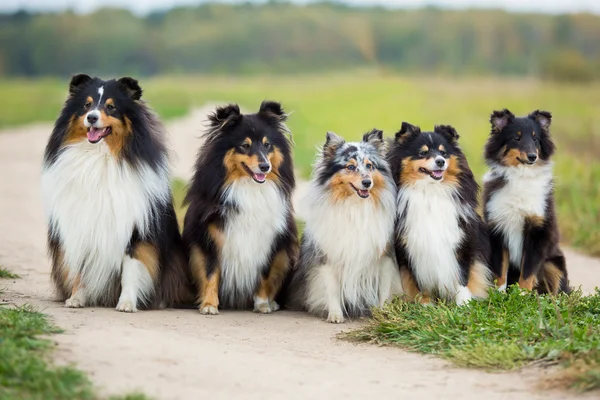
[253,173,266,182]
[432,170,443,178]
[359,190,369,196]
[87,127,104,142]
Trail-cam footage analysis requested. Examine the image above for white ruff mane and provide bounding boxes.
[41,141,170,303]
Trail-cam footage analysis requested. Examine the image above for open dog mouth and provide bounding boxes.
[419,167,444,181]
[350,184,370,198]
[517,157,536,166]
[87,127,112,144]
[242,162,267,184]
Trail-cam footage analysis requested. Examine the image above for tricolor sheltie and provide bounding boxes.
[42,74,192,312]
[483,109,569,294]
[389,123,492,305]
[284,129,400,323]
[182,101,298,314]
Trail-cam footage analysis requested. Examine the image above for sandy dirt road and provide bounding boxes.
[1,107,599,400]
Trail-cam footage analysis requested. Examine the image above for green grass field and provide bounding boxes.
[344,286,600,392]
[1,72,598,255]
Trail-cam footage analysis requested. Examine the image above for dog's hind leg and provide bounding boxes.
[254,250,290,314]
[116,242,158,313]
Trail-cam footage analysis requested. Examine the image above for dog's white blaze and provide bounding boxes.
[41,140,169,305]
[97,86,104,106]
[397,179,468,300]
[485,163,553,267]
[302,176,399,315]
[220,177,288,307]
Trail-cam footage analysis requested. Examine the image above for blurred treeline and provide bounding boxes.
[1,2,599,81]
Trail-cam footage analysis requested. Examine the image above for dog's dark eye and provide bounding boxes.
[366,163,373,170]
[514,135,521,141]
[106,104,115,111]
[240,143,250,150]
[419,150,427,157]
[347,165,356,171]
[264,141,271,149]
[440,151,447,157]
[84,102,92,109]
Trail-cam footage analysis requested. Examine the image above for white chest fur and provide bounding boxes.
[302,181,396,305]
[397,181,467,298]
[219,178,288,305]
[41,141,169,302]
[484,164,553,266]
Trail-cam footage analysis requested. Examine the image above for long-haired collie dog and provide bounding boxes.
[483,109,569,294]
[389,123,492,305]
[182,101,297,314]
[41,74,192,312]
[283,129,400,323]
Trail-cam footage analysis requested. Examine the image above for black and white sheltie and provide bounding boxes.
[283,129,400,323]
[182,101,298,314]
[389,123,492,305]
[42,74,192,312]
[483,109,569,294]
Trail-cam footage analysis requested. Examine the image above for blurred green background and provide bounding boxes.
[0,2,598,255]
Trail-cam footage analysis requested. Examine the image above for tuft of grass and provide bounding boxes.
[0,267,19,279]
[343,286,600,391]
[0,305,95,399]
[0,305,152,400]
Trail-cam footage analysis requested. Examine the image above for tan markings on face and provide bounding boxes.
[531,131,536,137]
[133,242,159,282]
[516,131,522,137]
[540,261,563,295]
[266,145,284,183]
[420,145,429,153]
[442,155,461,186]
[256,250,290,301]
[244,137,252,146]
[400,157,431,184]
[105,98,114,107]
[262,136,269,144]
[102,113,133,158]
[501,148,523,167]
[86,96,93,106]
[224,148,260,183]
[329,159,369,202]
[439,145,445,152]
[367,169,386,205]
[64,114,88,145]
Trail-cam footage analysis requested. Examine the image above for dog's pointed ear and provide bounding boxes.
[434,125,459,143]
[323,131,345,157]
[395,122,420,143]
[69,74,92,97]
[528,110,552,132]
[362,128,385,153]
[490,109,514,133]
[259,100,287,122]
[117,77,143,100]
[208,104,241,130]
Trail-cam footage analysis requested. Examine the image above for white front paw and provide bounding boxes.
[199,305,219,315]
[65,297,85,308]
[498,283,507,292]
[269,300,280,312]
[327,311,345,324]
[116,299,137,313]
[455,286,473,306]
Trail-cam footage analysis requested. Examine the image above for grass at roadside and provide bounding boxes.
[0,267,19,279]
[343,286,600,392]
[1,73,599,256]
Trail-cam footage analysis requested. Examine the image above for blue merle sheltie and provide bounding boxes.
[182,101,298,314]
[483,109,569,294]
[41,74,192,312]
[389,123,492,305]
[283,129,400,323]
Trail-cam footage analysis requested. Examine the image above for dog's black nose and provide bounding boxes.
[87,113,98,124]
[435,158,446,167]
[362,179,372,188]
[258,163,270,172]
[527,153,538,162]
